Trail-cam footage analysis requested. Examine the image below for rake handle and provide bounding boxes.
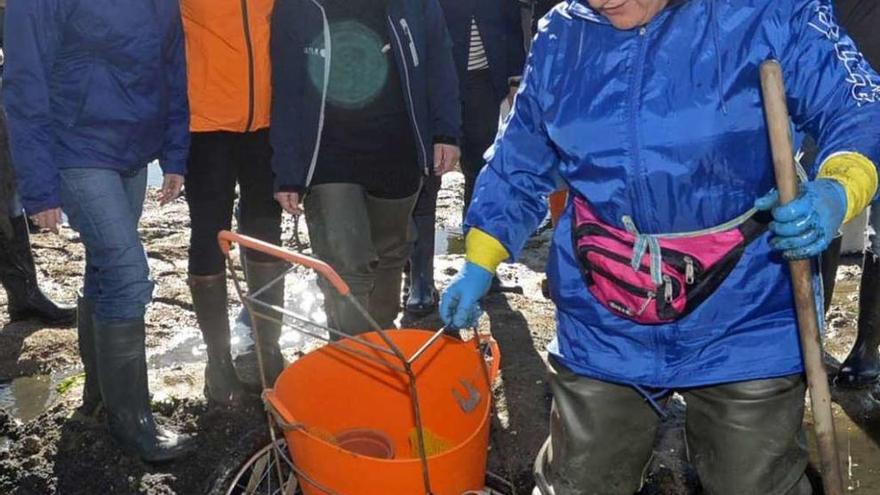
[760,60,844,495]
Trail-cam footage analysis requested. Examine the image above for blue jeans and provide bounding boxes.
[60,167,153,322]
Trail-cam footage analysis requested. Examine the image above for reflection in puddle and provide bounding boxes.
[435,228,464,256]
[808,406,880,493]
[0,375,54,423]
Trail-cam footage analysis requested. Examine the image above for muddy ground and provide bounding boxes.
[0,172,879,494]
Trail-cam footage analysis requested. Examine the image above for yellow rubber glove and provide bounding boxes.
[817,152,878,223]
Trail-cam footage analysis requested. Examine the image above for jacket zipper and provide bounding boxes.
[388,16,429,173]
[305,0,331,187]
[240,0,256,132]
[398,19,420,67]
[628,26,649,229]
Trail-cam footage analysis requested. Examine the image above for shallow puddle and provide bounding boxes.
[0,374,54,423]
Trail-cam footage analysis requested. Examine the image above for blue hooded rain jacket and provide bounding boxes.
[466,0,880,388]
[2,0,189,215]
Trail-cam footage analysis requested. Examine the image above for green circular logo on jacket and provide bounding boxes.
[308,21,390,110]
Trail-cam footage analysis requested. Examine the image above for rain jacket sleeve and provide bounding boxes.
[426,0,462,143]
[160,2,189,176]
[1,0,65,215]
[778,0,880,188]
[464,17,561,260]
[269,0,308,193]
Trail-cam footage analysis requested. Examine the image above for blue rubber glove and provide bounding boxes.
[439,262,494,329]
[755,179,848,260]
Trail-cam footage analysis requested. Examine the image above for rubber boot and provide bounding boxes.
[0,216,75,326]
[821,235,843,312]
[405,213,437,316]
[836,253,880,388]
[77,296,102,415]
[189,274,247,406]
[94,318,194,462]
[242,259,286,390]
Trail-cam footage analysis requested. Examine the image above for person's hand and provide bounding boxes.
[275,191,302,215]
[755,178,848,260]
[439,262,494,329]
[30,208,63,234]
[434,143,461,176]
[159,174,184,205]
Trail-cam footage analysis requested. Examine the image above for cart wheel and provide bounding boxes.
[225,438,298,495]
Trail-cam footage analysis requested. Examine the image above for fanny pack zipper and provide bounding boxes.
[580,245,682,300]
[576,222,704,282]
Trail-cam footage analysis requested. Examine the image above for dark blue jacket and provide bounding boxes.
[438,0,526,104]
[270,0,462,192]
[2,0,189,215]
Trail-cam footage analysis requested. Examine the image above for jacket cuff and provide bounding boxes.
[465,228,510,274]
[276,184,306,194]
[818,152,879,223]
[160,158,187,176]
[433,135,460,146]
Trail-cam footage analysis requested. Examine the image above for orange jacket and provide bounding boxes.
[181,0,274,133]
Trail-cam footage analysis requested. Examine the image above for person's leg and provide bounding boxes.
[304,183,378,336]
[683,375,811,495]
[837,204,880,387]
[406,176,440,315]
[236,129,287,386]
[366,189,420,328]
[820,235,843,312]
[0,192,76,326]
[460,70,500,222]
[60,167,192,462]
[184,132,247,404]
[533,357,661,495]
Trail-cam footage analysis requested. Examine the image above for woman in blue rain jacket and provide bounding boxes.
[441,0,880,493]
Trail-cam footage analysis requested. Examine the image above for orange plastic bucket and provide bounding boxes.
[264,329,500,495]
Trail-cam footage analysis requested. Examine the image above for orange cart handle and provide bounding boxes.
[218,231,351,296]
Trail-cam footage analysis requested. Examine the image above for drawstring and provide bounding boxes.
[623,216,664,287]
[632,384,671,418]
[622,206,759,289]
[709,0,728,114]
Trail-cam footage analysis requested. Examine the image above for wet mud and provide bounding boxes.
[0,172,878,494]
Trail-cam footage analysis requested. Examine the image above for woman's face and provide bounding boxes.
[587,0,670,29]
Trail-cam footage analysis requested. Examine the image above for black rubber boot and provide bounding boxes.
[0,216,75,326]
[77,296,102,415]
[821,235,843,312]
[405,213,437,316]
[242,260,286,390]
[836,253,880,388]
[94,318,194,463]
[189,274,247,406]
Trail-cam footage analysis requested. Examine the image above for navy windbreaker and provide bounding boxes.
[2,0,189,215]
[270,0,462,192]
[466,0,880,387]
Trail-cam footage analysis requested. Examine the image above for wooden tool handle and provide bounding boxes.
[760,60,845,495]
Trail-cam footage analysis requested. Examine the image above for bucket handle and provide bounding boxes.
[480,335,502,383]
[262,389,305,432]
[218,231,351,297]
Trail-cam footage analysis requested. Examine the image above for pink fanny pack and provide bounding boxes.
[572,195,768,324]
